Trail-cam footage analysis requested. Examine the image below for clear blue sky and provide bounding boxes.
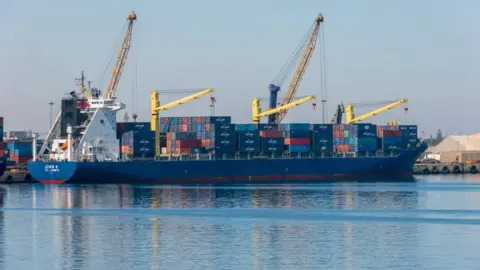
[1,0,479,137]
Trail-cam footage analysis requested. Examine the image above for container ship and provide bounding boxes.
[26,11,427,184]
[27,112,426,184]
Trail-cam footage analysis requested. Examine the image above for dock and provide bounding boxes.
[0,166,35,184]
[413,163,479,175]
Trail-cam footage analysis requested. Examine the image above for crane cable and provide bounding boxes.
[94,20,129,91]
[319,25,328,123]
[271,23,316,87]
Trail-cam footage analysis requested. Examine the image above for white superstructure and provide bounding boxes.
[37,92,125,162]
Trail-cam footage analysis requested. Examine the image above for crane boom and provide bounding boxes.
[150,88,215,156]
[268,14,323,124]
[253,95,316,124]
[104,11,137,99]
[346,98,408,124]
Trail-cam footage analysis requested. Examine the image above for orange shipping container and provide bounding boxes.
[176,148,192,155]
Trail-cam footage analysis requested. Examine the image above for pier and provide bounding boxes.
[413,163,479,175]
[0,166,34,184]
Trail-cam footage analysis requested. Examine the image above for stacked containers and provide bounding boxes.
[237,130,261,153]
[8,140,33,164]
[377,129,403,151]
[212,123,236,156]
[333,124,349,152]
[116,122,151,139]
[121,129,156,158]
[398,125,418,146]
[282,124,311,152]
[166,132,200,154]
[311,124,334,154]
[354,123,378,152]
[261,130,284,153]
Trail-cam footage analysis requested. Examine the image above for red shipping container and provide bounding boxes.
[0,144,3,158]
[284,138,310,145]
[176,139,200,148]
[260,130,283,138]
[196,116,201,124]
[205,124,211,132]
[378,130,401,137]
[333,131,343,138]
[0,117,3,125]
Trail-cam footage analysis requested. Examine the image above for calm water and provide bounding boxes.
[1,175,480,269]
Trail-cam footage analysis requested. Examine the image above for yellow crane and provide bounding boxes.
[104,11,137,99]
[252,95,316,124]
[345,98,408,124]
[150,88,215,156]
[267,14,324,124]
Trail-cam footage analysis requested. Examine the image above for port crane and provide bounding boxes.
[252,95,316,124]
[344,98,408,124]
[266,14,324,124]
[36,11,137,161]
[150,88,215,156]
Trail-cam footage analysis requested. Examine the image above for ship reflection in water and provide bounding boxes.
[2,176,480,268]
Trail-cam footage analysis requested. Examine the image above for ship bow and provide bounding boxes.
[27,161,77,184]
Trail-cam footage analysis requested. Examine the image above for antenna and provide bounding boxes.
[209,96,216,116]
[75,70,86,88]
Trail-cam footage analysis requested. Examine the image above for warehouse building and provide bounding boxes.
[426,134,480,163]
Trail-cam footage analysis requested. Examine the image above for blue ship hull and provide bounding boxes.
[27,143,427,184]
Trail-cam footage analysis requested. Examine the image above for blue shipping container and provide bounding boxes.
[280,123,311,131]
[14,148,33,156]
[382,143,403,151]
[235,124,257,131]
[212,123,236,133]
[398,125,417,131]
[238,145,261,153]
[283,130,311,138]
[311,124,334,132]
[288,145,310,152]
[213,130,236,140]
[208,116,232,124]
[257,124,278,131]
[169,132,196,140]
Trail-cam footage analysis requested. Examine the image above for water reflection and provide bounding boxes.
[14,178,480,269]
[0,187,5,269]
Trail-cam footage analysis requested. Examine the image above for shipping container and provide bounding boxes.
[208,116,232,124]
[284,138,310,145]
[262,137,284,153]
[280,123,311,131]
[377,130,402,137]
[283,130,311,139]
[311,124,334,132]
[355,123,377,137]
[235,124,257,131]
[288,145,310,152]
[238,131,261,153]
[260,130,283,138]
[257,124,278,131]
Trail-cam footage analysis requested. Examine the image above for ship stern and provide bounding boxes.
[27,161,77,184]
